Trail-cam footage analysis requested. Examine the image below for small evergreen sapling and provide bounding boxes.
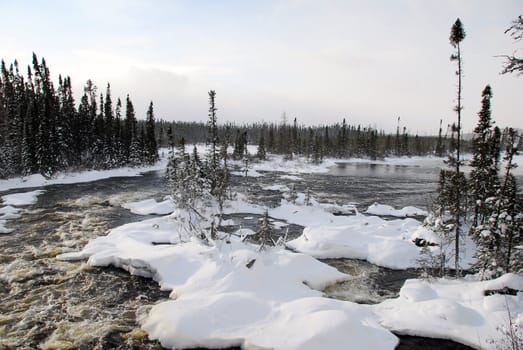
[255,210,274,251]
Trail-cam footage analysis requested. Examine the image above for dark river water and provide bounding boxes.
[0,162,477,349]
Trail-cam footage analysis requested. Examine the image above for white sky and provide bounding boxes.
[1,0,522,134]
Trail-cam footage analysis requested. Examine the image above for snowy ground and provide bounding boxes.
[3,148,523,349]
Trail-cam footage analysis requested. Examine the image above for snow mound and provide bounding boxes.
[122,198,176,215]
[366,203,428,217]
[287,216,422,269]
[142,295,398,350]
[374,274,523,349]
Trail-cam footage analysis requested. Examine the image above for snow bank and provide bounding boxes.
[366,203,428,217]
[287,215,422,269]
[59,212,401,349]
[122,198,176,215]
[374,274,523,349]
[0,150,169,192]
[245,154,336,175]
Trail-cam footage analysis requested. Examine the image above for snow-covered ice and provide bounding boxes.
[262,184,290,191]
[0,206,21,233]
[122,198,176,215]
[1,190,45,206]
[287,215,422,269]
[366,203,428,217]
[374,273,523,349]
[0,190,45,233]
[0,205,21,220]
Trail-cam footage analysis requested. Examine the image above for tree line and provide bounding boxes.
[157,116,478,163]
[0,53,158,179]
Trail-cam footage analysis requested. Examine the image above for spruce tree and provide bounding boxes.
[449,18,466,276]
[123,94,136,163]
[337,118,348,158]
[435,119,445,157]
[144,101,158,164]
[207,90,220,194]
[255,210,274,251]
[103,83,115,167]
[469,85,499,229]
[473,129,522,277]
[114,98,123,166]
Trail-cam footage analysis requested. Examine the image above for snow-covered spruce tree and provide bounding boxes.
[205,90,229,225]
[215,130,230,223]
[423,122,467,277]
[473,128,522,278]
[253,210,274,251]
[166,92,229,241]
[166,140,211,238]
[469,85,500,229]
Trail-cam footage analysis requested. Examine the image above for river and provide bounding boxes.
[0,160,480,349]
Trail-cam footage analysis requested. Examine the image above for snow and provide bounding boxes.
[0,150,169,192]
[280,174,303,181]
[0,205,21,220]
[58,213,399,349]
[374,273,523,349]
[366,202,428,217]
[1,190,45,206]
[287,214,423,269]
[262,184,290,191]
[0,190,45,233]
[122,198,176,215]
[60,188,523,349]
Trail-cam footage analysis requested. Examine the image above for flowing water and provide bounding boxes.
[0,161,479,349]
[0,173,170,349]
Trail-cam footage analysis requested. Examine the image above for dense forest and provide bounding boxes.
[0,54,158,179]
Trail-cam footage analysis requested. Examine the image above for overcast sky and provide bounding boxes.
[1,0,522,134]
